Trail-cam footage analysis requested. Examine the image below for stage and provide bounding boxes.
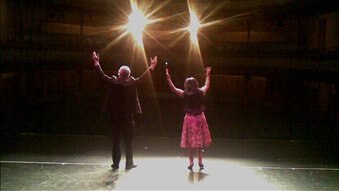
[1,133,338,190]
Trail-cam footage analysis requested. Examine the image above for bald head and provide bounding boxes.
[118,65,131,80]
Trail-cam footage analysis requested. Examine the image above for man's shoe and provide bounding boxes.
[188,164,193,171]
[111,164,119,171]
[125,164,137,170]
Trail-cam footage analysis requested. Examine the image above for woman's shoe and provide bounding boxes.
[199,163,204,171]
[188,164,193,171]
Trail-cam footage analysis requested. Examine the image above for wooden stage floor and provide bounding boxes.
[1,134,338,190]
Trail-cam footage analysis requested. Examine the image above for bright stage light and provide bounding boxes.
[125,3,150,46]
[188,10,200,45]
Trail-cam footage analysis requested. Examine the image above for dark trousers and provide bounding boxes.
[110,113,135,167]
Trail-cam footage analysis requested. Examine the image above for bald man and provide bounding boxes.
[92,51,157,170]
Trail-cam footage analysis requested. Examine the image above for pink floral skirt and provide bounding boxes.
[180,112,212,148]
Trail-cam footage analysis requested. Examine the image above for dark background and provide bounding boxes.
[1,0,338,140]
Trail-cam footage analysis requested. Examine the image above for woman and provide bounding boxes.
[166,66,212,171]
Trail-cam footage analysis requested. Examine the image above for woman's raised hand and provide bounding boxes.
[166,68,170,78]
[92,51,100,65]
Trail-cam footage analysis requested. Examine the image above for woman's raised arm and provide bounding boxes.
[166,68,184,98]
[199,67,211,96]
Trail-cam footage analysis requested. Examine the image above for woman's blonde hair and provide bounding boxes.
[184,77,199,93]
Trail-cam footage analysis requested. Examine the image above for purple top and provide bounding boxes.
[183,90,205,115]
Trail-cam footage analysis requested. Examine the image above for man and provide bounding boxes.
[92,51,157,170]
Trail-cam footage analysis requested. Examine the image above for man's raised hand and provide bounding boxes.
[150,56,158,70]
[205,67,211,76]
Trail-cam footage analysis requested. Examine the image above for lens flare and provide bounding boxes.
[188,10,200,45]
[125,3,150,46]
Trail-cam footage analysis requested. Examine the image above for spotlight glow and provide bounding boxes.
[113,157,279,190]
[188,10,200,45]
[125,3,150,46]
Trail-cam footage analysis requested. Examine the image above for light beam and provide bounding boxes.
[188,10,200,45]
[125,2,150,47]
